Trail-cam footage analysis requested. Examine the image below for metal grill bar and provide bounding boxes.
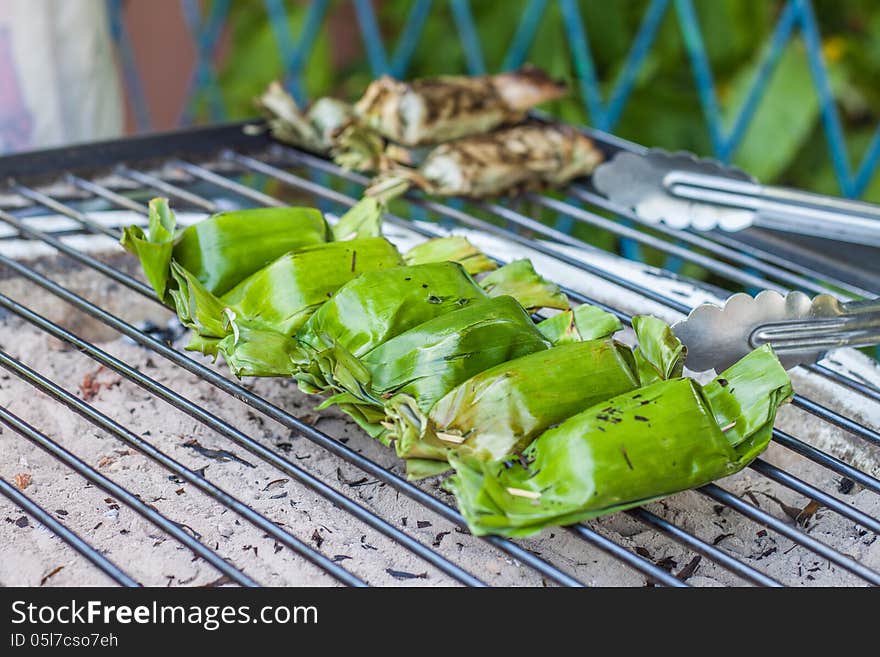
[0,293,486,587]
[771,430,880,494]
[12,185,121,240]
[701,484,880,585]
[0,399,261,587]
[0,477,138,587]
[227,154,880,466]
[1,131,877,588]
[275,149,880,404]
[567,525,686,587]
[811,365,880,405]
[0,208,156,300]
[116,167,219,212]
[524,195,785,293]
[749,459,880,534]
[625,508,783,587]
[69,176,150,214]
[144,159,880,582]
[565,185,871,299]
[0,236,591,588]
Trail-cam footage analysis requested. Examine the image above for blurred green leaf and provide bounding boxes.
[217,2,332,119]
[726,40,821,181]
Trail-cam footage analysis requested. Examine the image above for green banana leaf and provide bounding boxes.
[214,323,306,379]
[632,314,686,385]
[205,238,403,377]
[332,197,384,241]
[537,303,622,344]
[403,236,497,275]
[446,344,792,537]
[219,237,403,337]
[319,295,551,438]
[479,259,569,312]
[386,337,640,477]
[293,261,488,392]
[121,198,333,301]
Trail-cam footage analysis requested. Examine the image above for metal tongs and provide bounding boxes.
[593,150,880,247]
[671,291,880,372]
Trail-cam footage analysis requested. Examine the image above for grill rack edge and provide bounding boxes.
[0,125,877,588]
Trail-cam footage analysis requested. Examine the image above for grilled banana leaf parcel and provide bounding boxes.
[319,295,551,439]
[121,198,332,302]
[446,344,793,537]
[293,261,488,393]
[368,123,605,199]
[386,337,639,479]
[354,66,567,146]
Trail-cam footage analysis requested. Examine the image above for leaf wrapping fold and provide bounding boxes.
[445,344,791,537]
[386,338,640,478]
[479,259,569,312]
[537,303,622,344]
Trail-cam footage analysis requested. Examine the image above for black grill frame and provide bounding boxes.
[0,122,878,587]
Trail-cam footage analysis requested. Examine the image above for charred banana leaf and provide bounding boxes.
[354,66,567,146]
[446,344,793,537]
[255,81,355,154]
[368,122,604,198]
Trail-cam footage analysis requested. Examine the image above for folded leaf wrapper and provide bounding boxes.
[446,345,792,537]
[212,238,403,376]
[121,198,332,301]
[386,338,639,478]
[403,236,497,275]
[537,303,622,344]
[479,259,569,312]
[293,261,487,393]
[320,295,550,442]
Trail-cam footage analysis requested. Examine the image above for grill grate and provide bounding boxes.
[0,123,878,587]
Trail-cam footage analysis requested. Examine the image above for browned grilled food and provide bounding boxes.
[354,65,567,147]
[370,122,604,198]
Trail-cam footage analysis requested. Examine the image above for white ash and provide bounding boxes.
[0,217,878,587]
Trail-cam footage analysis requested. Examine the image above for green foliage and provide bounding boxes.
[216,0,878,200]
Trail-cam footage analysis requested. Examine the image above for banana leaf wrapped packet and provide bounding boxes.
[120,197,332,303]
[384,304,636,479]
[122,198,509,378]
[187,236,405,376]
[208,238,508,373]
[446,342,793,537]
[121,197,398,372]
[293,261,489,394]
[318,295,552,443]
[292,257,570,431]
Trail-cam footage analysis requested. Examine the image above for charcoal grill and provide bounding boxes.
[0,121,878,587]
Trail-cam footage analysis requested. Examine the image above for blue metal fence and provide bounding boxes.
[107,0,880,200]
